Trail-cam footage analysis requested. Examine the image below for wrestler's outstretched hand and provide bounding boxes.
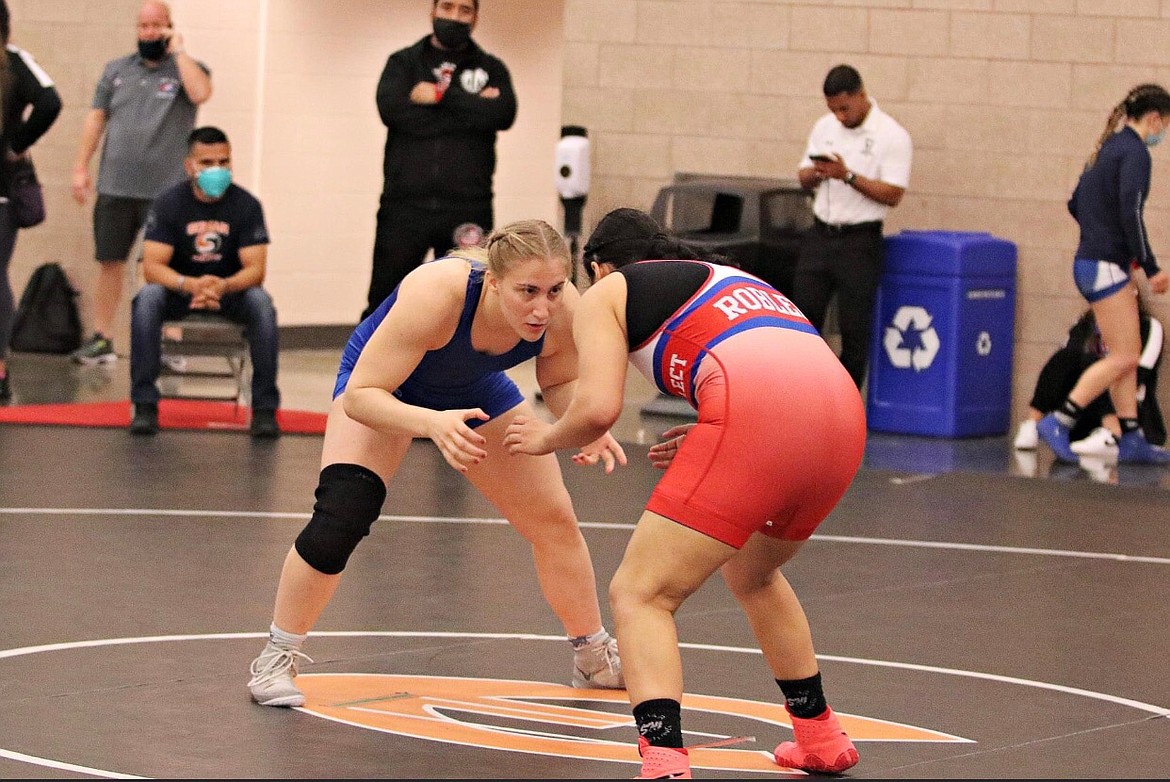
[571,432,627,474]
[504,414,554,457]
[428,408,490,472]
[648,423,696,470]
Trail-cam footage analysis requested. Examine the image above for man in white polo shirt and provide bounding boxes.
[794,64,913,391]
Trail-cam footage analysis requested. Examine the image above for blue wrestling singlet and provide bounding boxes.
[333,262,544,426]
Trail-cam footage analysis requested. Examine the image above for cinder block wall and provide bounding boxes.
[5,0,564,341]
[9,0,1170,432]
[562,0,1170,429]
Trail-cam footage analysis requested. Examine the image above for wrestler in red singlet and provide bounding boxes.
[620,259,866,547]
[504,208,865,779]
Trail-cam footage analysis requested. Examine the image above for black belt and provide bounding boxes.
[814,218,883,235]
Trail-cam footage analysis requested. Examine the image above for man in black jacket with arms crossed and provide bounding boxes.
[363,0,517,321]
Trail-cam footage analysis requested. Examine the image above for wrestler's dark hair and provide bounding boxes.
[582,207,735,283]
[1085,83,1170,168]
[823,64,863,97]
[434,0,478,11]
[187,125,230,149]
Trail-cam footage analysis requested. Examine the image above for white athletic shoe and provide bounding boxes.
[1013,419,1038,450]
[1070,427,1119,459]
[248,641,312,707]
[572,634,624,689]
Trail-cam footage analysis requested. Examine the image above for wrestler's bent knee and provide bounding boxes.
[294,463,386,575]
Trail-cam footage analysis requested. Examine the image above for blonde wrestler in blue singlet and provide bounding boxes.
[246,219,627,709]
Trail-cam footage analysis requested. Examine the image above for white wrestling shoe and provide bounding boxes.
[572,633,624,689]
[1013,419,1038,450]
[1070,427,1119,460]
[248,641,313,706]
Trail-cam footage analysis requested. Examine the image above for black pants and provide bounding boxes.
[1028,346,1113,442]
[130,284,281,410]
[0,204,17,358]
[364,198,493,321]
[791,223,884,390]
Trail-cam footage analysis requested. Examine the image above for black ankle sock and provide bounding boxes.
[776,672,828,719]
[1119,417,1141,434]
[633,698,684,748]
[1054,399,1082,428]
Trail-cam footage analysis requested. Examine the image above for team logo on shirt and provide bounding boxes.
[461,67,489,93]
[156,77,180,97]
[434,61,456,97]
[188,220,229,263]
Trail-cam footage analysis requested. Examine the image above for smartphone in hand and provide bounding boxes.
[809,153,836,164]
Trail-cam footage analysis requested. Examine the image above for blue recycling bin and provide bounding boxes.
[866,230,1017,437]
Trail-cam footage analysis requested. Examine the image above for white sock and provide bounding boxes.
[269,623,307,649]
[569,628,610,651]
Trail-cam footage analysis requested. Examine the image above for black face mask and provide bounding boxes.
[432,18,472,50]
[137,38,168,61]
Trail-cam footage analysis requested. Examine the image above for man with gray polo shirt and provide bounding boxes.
[69,0,212,365]
[795,64,913,391]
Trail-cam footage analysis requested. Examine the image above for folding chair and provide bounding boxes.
[159,312,250,410]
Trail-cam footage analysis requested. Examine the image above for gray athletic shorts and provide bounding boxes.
[93,194,153,262]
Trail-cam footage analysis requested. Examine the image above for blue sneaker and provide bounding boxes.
[1117,431,1170,464]
[1036,413,1077,463]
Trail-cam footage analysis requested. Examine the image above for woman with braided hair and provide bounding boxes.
[246,219,628,708]
[1037,83,1170,464]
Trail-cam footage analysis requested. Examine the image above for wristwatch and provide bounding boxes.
[844,171,857,187]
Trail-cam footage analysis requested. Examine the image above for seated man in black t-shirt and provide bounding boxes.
[129,125,281,437]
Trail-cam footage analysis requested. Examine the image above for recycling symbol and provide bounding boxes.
[883,305,940,371]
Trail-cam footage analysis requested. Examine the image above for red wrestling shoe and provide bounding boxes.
[774,707,859,774]
[635,736,691,779]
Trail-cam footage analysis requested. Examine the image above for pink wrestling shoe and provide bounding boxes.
[635,737,691,779]
[773,707,859,774]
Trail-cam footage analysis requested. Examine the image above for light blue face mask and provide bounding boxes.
[196,167,232,198]
[1145,129,1165,148]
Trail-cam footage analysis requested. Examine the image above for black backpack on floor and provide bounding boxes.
[10,262,82,354]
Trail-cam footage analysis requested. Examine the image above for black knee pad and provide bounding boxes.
[294,463,386,575]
